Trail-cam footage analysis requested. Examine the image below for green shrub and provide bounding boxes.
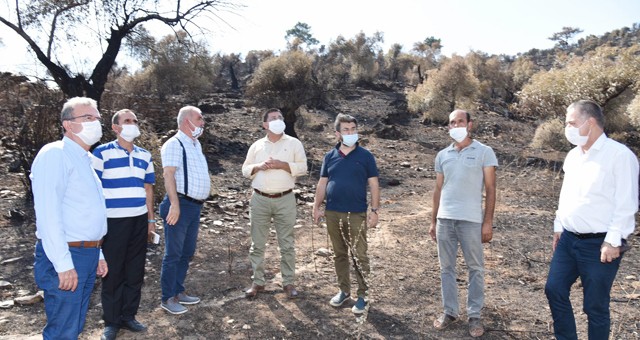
[530,118,570,151]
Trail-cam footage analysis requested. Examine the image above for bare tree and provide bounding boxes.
[0,0,239,103]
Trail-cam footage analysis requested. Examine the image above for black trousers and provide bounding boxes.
[101,213,148,326]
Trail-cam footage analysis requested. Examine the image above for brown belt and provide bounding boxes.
[254,188,293,198]
[67,240,103,248]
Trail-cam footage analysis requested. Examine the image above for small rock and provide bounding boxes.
[400,162,411,168]
[0,300,14,309]
[625,275,637,280]
[387,179,401,186]
[14,291,44,305]
[293,224,303,229]
[0,281,12,289]
[213,220,224,226]
[1,257,22,265]
[242,324,251,330]
[315,248,332,257]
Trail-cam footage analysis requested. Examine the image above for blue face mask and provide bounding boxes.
[341,133,358,147]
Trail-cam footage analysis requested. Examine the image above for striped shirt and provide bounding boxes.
[161,131,211,200]
[92,141,155,218]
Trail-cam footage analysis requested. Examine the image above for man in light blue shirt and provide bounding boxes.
[159,106,211,314]
[92,109,155,340]
[429,109,498,338]
[31,97,109,339]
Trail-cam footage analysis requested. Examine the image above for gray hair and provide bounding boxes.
[112,109,135,125]
[568,100,605,129]
[60,97,98,122]
[177,106,202,127]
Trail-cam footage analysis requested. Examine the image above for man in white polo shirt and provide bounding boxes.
[92,109,155,340]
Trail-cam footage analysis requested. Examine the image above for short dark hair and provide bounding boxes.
[334,113,358,132]
[262,108,283,122]
[568,100,604,128]
[112,109,134,125]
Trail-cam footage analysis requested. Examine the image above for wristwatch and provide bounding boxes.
[371,208,379,214]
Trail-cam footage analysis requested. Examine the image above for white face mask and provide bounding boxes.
[449,127,468,143]
[73,120,103,146]
[565,124,589,146]
[188,119,203,139]
[341,133,359,147]
[119,124,140,142]
[268,119,286,135]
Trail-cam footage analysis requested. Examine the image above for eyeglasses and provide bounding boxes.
[65,114,102,123]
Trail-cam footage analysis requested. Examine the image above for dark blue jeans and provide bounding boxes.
[545,231,622,340]
[159,195,202,301]
[34,241,100,340]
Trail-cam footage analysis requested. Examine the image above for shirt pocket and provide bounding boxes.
[463,155,480,168]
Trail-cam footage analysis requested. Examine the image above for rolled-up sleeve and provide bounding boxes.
[288,139,307,177]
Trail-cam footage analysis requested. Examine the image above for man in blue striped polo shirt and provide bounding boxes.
[92,109,155,340]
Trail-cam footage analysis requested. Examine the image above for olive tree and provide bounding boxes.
[0,0,239,103]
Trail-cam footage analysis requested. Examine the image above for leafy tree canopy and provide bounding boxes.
[0,0,239,103]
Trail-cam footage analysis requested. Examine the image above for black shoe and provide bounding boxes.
[101,326,119,340]
[121,319,147,332]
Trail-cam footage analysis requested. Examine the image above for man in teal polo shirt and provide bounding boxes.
[313,113,380,314]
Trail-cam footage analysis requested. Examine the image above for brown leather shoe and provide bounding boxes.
[244,283,265,298]
[284,284,298,299]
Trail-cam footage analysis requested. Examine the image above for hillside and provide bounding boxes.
[0,87,639,339]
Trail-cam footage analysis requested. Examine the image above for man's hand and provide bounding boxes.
[600,242,621,263]
[58,269,78,291]
[428,222,437,242]
[312,206,324,225]
[367,211,379,229]
[552,232,562,252]
[96,259,108,278]
[481,222,493,243]
[148,221,156,242]
[264,158,287,170]
[166,203,180,226]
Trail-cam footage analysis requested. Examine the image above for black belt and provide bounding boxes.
[178,193,205,205]
[254,188,293,198]
[565,230,607,239]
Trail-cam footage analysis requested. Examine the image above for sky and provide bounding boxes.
[1,0,639,78]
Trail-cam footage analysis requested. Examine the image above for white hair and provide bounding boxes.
[60,97,98,121]
[177,106,202,127]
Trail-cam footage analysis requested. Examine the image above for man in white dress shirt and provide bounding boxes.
[545,100,639,340]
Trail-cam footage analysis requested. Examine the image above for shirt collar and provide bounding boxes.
[590,133,607,151]
[177,130,197,145]
[263,133,289,144]
[113,140,139,153]
[62,136,90,158]
[445,139,476,152]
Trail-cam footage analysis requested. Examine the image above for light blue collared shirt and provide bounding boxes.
[30,137,108,272]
